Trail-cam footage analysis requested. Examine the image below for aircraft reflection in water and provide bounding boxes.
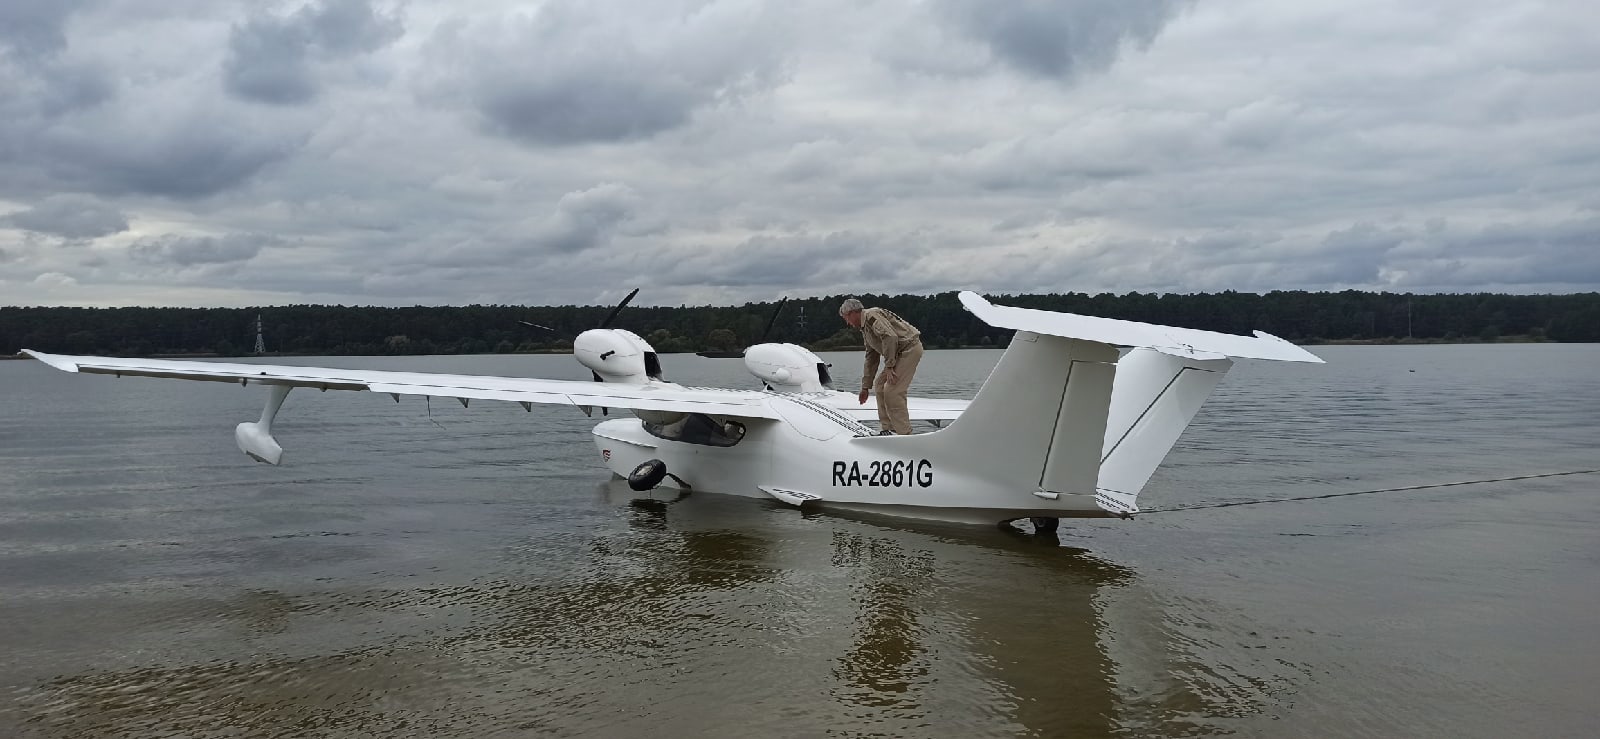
[584,481,1275,736]
[13,483,1275,738]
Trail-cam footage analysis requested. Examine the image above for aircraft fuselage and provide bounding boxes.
[589,399,1113,526]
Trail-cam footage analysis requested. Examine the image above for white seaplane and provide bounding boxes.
[23,292,1321,530]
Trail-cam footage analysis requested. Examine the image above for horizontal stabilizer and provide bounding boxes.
[959,292,1323,363]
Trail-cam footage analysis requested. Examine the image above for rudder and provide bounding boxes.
[1095,348,1233,513]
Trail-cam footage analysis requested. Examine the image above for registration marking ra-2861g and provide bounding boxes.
[833,459,933,488]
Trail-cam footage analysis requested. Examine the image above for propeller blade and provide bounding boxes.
[518,320,555,332]
[599,288,639,329]
[758,297,789,342]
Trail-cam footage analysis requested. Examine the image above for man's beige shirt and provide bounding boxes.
[859,307,921,391]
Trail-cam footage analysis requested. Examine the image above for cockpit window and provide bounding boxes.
[643,413,746,447]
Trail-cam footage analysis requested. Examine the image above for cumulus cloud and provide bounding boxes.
[224,0,402,104]
[528,182,641,253]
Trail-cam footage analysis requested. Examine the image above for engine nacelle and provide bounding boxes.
[575,328,662,383]
[744,343,832,392]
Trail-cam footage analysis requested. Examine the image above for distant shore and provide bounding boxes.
[4,335,1561,361]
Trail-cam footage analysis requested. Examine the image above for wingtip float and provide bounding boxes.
[23,293,1321,530]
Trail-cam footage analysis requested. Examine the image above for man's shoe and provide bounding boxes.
[878,430,895,436]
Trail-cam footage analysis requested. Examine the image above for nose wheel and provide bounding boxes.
[628,459,691,493]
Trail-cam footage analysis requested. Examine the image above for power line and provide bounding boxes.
[1143,469,1600,514]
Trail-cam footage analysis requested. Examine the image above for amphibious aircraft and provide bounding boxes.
[23,291,1321,531]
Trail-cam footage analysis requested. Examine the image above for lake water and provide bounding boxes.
[1,345,1597,737]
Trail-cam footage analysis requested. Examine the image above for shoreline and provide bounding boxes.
[3,335,1564,360]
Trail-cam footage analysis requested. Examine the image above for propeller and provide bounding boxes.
[599,287,639,329]
[697,297,787,358]
[517,288,640,335]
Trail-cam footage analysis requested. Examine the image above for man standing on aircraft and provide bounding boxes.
[839,298,924,435]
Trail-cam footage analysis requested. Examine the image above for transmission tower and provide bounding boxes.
[253,313,266,355]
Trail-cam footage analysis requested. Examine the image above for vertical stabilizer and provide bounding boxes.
[932,332,1119,497]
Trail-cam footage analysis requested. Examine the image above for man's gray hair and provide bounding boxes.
[838,298,863,316]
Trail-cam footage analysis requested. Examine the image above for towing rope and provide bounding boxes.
[1142,469,1600,514]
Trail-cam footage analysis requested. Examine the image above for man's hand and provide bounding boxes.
[858,389,870,404]
[884,368,898,386]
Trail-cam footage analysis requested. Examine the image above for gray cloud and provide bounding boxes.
[475,68,704,146]
[2,195,128,239]
[934,0,1188,79]
[60,120,302,199]
[437,1,788,145]
[654,231,919,288]
[0,0,95,60]
[1381,216,1600,289]
[224,17,316,104]
[224,0,401,104]
[129,234,278,266]
[3,0,1598,308]
[530,183,640,253]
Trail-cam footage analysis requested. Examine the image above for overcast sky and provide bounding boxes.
[2,0,1596,308]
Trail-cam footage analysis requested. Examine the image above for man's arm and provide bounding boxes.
[861,344,881,391]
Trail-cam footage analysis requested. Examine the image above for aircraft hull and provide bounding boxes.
[590,414,1115,527]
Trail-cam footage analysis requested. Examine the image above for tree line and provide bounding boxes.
[3,290,1597,357]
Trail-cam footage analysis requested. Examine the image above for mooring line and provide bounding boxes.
[1142,469,1600,514]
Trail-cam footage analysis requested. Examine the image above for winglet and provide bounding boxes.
[21,350,81,372]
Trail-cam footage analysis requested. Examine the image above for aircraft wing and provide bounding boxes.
[22,350,784,420]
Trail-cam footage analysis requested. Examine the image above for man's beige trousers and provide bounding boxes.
[872,340,924,435]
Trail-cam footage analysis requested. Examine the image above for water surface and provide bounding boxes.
[2,345,1597,737]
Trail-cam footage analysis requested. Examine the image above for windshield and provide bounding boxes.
[642,413,746,447]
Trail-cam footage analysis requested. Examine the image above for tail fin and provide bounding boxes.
[929,332,1120,500]
[945,292,1321,516]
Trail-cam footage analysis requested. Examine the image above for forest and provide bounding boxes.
[3,289,1597,357]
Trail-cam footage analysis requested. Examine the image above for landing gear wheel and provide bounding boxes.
[628,459,668,491]
[1029,517,1059,534]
